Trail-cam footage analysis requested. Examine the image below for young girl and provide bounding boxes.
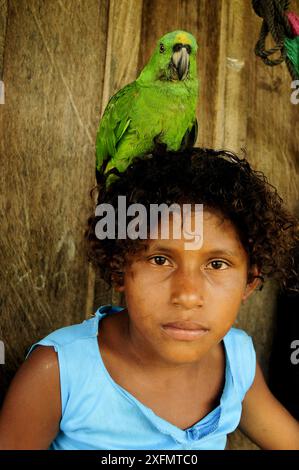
[0,148,298,450]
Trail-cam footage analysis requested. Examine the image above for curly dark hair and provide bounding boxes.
[84,148,299,292]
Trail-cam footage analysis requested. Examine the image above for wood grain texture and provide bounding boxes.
[0,0,298,450]
[0,0,7,79]
[0,0,109,389]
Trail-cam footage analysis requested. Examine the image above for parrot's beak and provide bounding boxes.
[171,46,190,80]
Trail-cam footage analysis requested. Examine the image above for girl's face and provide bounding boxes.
[117,209,259,366]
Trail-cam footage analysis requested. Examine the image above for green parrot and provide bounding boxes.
[96,30,199,187]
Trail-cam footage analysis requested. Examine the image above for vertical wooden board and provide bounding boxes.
[214,0,299,210]
[93,0,143,310]
[0,0,7,78]
[139,0,200,62]
[102,0,144,103]
[213,0,247,148]
[246,40,299,213]
[196,0,224,147]
[0,0,7,402]
[0,0,109,394]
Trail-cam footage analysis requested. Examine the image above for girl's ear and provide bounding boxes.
[111,271,125,292]
[242,266,263,303]
[114,284,125,293]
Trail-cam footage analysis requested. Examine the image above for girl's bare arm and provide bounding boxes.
[239,361,299,450]
[0,346,61,449]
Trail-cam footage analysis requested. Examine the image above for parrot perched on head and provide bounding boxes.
[95,30,199,187]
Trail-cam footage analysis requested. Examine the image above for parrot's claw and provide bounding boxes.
[153,135,168,156]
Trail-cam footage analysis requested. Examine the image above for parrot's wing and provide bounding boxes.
[96,82,137,173]
[180,118,198,150]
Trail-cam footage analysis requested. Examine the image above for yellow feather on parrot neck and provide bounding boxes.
[95,30,199,189]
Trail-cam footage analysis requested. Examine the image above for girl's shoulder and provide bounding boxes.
[225,325,255,357]
[23,305,120,419]
[225,326,254,346]
[25,304,123,358]
[224,326,256,400]
[25,315,98,359]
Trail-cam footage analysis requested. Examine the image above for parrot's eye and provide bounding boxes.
[159,43,165,53]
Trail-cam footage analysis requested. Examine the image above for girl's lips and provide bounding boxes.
[161,322,209,341]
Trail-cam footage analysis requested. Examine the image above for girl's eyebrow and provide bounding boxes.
[146,244,177,255]
[147,244,240,258]
[203,249,240,258]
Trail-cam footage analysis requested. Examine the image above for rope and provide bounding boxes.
[252,0,298,80]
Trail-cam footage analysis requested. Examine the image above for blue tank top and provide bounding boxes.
[26,304,256,450]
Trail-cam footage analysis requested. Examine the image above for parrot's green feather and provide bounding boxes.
[284,36,299,75]
[96,82,136,172]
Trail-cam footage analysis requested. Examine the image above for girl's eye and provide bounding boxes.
[207,260,229,270]
[149,256,169,266]
[159,43,165,53]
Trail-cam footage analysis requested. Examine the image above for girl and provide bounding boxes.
[0,148,298,450]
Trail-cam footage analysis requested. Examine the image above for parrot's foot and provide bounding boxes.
[105,173,121,189]
[103,166,122,190]
[153,135,168,156]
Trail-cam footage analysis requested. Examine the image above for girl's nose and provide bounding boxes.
[170,268,204,310]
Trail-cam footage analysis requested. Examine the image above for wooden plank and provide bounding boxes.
[0,0,7,79]
[0,0,109,394]
[0,0,8,404]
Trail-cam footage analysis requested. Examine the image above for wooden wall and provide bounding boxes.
[0,0,298,449]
